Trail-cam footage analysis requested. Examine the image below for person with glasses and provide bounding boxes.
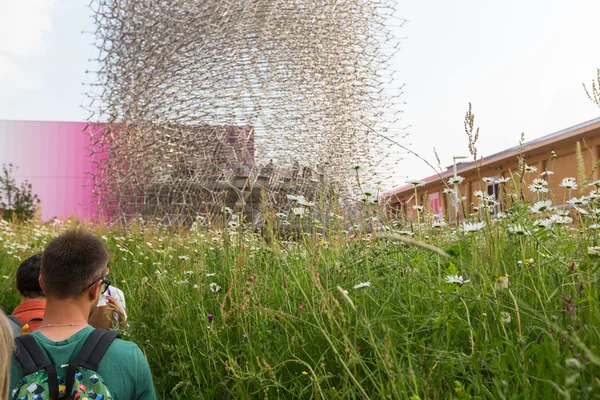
[9,229,157,399]
[89,268,128,330]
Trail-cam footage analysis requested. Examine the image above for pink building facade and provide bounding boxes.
[0,120,96,220]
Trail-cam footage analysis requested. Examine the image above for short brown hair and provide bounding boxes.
[41,230,110,298]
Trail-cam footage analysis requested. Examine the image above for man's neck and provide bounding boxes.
[36,297,91,341]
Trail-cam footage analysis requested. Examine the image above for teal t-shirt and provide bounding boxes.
[10,327,157,400]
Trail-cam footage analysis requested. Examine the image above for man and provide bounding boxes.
[10,230,157,399]
[11,253,45,332]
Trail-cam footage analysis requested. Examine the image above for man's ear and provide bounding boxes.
[38,275,45,293]
[88,280,101,301]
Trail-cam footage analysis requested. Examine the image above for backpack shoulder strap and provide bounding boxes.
[75,328,121,370]
[14,334,49,374]
[65,329,120,395]
[14,335,61,398]
[7,316,22,337]
[7,315,23,327]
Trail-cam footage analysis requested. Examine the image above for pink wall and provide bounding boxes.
[0,120,96,220]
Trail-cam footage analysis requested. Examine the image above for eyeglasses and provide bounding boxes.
[87,276,111,294]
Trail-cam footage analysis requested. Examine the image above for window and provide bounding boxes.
[487,181,501,215]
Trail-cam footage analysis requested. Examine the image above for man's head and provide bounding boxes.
[40,230,110,305]
[15,253,45,300]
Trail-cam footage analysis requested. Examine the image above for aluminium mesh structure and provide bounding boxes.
[85,0,406,225]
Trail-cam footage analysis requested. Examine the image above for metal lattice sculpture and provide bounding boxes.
[86,0,406,225]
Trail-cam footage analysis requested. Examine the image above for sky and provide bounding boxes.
[0,0,599,190]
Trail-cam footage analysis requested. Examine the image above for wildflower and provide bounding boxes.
[588,224,600,230]
[565,358,582,370]
[473,190,485,199]
[494,276,509,290]
[588,180,600,188]
[209,282,221,293]
[208,314,214,322]
[524,165,538,173]
[353,281,371,289]
[301,371,308,375]
[406,179,425,187]
[528,183,549,193]
[292,207,307,217]
[178,255,190,260]
[412,205,424,212]
[550,214,573,225]
[500,312,512,324]
[559,177,578,190]
[508,224,530,236]
[431,220,448,228]
[540,170,554,177]
[481,177,494,183]
[447,176,465,185]
[533,218,553,229]
[530,200,553,213]
[575,207,590,215]
[587,246,600,255]
[445,275,470,285]
[460,221,486,232]
[496,212,509,219]
[287,194,307,203]
[517,258,534,265]
[532,178,548,187]
[567,197,588,207]
[206,272,216,277]
[442,187,455,195]
[297,198,314,207]
[495,176,511,183]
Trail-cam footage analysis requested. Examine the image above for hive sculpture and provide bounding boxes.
[85,0,406,225]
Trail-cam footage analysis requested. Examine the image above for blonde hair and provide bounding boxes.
[0,310,13,398]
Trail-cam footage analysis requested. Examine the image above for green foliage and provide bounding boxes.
[0,163,40,221]
[1,186,600,398]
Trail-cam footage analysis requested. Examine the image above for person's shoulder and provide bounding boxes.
[105,335,145,360]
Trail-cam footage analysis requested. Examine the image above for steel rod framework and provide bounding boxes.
[86,0,406,225]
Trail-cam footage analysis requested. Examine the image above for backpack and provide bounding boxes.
[11,329,120,400]
[7,315,44,336]
[7,315,23,337]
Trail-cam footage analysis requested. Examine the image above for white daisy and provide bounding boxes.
[508,224,530,236]
[406,179,426,187]
[431,220,448,228]
[447,176,465,185]
[559,177,578,190]
[473,190,485,199]
[461,221,486,232]
[292,207,307,217]
[540,170,554,177]
[353,281,371,289]
[445,275,470,284]
[533,218,553,229]
[567,197,588,207]
[495,177,511,183]
[412,205,424,212]
[481,177,494,183]
[209,282,221,292]
[529,183,549,193]
[530,200,553,213]
[524,165,538,173]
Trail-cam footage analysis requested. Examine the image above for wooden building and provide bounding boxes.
[384,117,600,221]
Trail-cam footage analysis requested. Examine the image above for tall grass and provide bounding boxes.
[1,178,600,399]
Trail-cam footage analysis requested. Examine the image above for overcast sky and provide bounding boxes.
[0,0,599,189]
